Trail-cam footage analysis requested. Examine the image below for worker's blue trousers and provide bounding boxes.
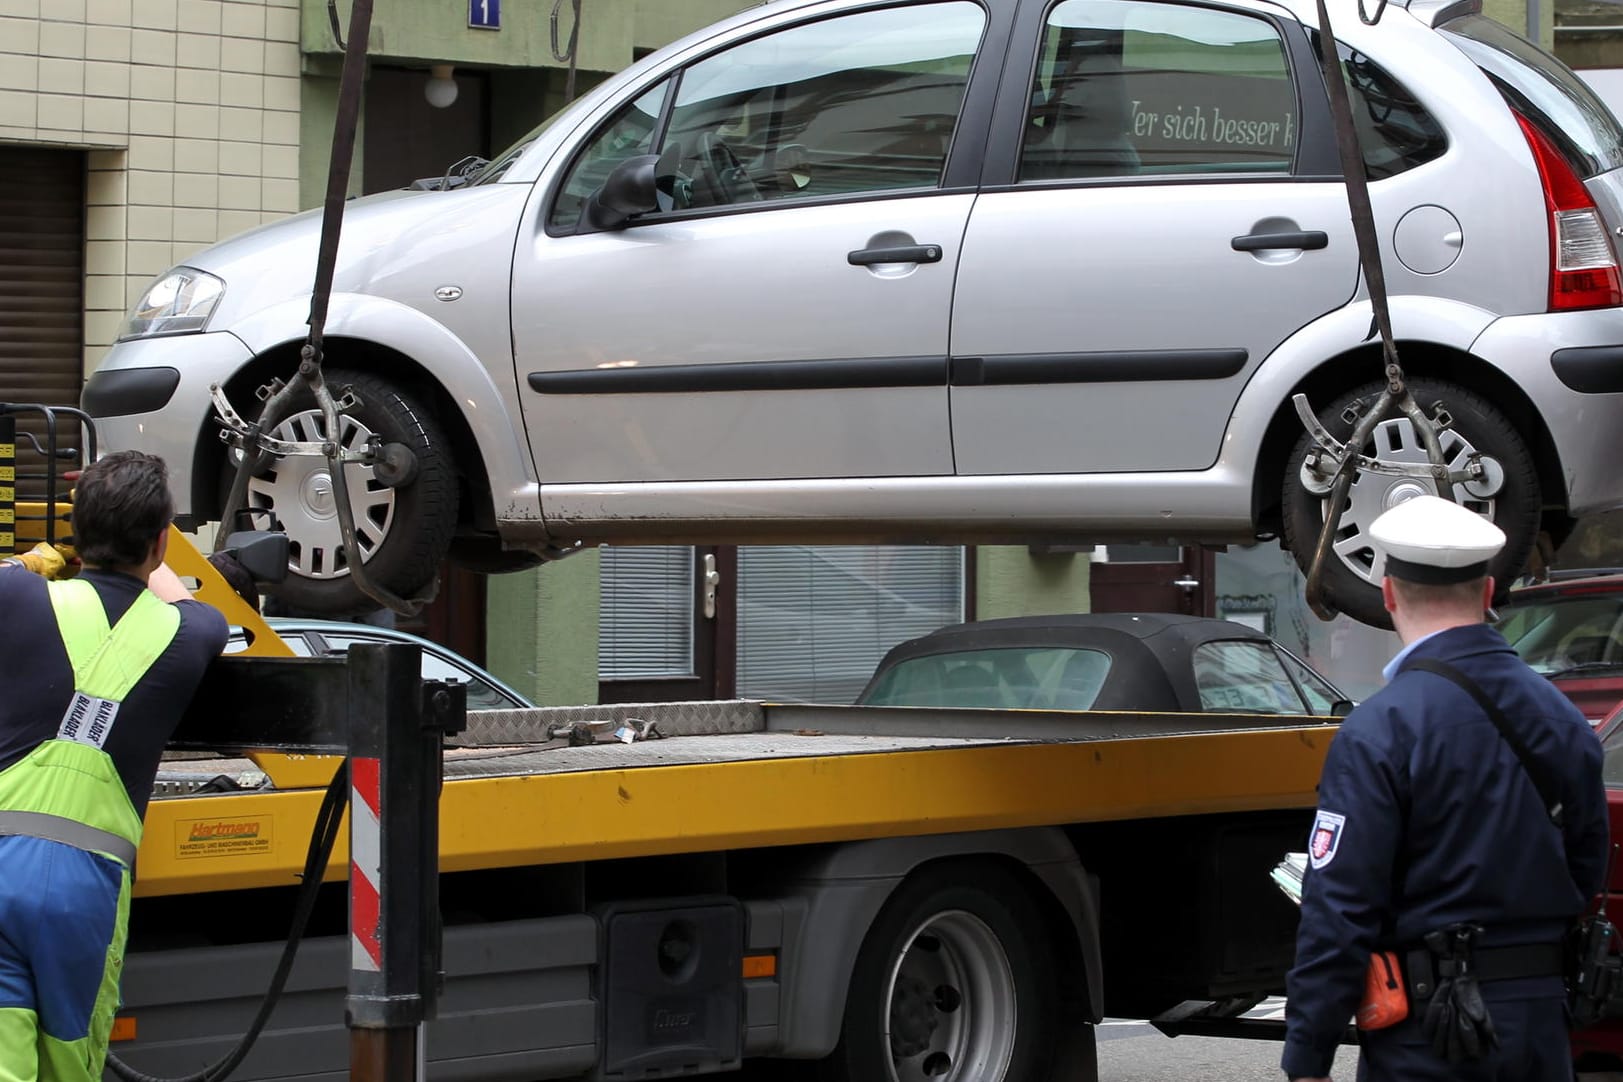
[1356,995,1574,1081]
[0,835,128,1082]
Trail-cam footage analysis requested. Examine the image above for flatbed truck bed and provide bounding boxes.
[119,687,1335,1082]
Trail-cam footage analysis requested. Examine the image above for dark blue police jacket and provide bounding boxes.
[1281,622,1608,1079]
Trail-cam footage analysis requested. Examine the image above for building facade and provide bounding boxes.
[0,0,1592,707]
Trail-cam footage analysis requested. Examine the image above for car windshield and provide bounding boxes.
[1441,13,1623,178]
[1496,593,1623,675]
[859,646,1111,710]
[474,110,568,184]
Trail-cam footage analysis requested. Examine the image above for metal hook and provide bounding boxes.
[327,0,346,50]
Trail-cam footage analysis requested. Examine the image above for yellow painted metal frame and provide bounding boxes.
[10,524,1332,903]
[163,527,346,791]
[133,724,1335,897]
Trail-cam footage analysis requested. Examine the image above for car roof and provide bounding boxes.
[881,612,1275,649]
[860,614,1284,713]
[1504,570,1623,600]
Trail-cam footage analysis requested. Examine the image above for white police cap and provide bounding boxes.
[1370,494,1505,584]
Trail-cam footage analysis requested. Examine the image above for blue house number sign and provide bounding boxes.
[469,0,499,29]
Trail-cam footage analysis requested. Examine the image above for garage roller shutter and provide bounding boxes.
[0,146,87,497]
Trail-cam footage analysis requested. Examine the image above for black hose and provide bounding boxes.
[106,760,350,1082]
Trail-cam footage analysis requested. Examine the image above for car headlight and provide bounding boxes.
[120,268,225,339]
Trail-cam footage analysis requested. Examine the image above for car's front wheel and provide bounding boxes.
[226,368,459,615]
[1281,377,1540,629]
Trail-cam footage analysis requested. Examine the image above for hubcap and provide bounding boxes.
[1320,415,1501,585]
[244,409,396,580]
[882,911,1018,1082]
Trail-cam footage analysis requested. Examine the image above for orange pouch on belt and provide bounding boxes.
[1357,951,1409,1030]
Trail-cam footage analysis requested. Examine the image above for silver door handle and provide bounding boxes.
[703,553,721,619]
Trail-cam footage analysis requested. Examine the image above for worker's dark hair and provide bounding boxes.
[73,450,174,569]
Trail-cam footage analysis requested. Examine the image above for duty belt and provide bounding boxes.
[1405,941,1567,1003]
[0,809,138,867]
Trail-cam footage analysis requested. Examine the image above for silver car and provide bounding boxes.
[84,0,1623,625]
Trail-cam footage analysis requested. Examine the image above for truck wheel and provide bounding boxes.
[819,863,1058,1082]
[1281,377,1539,629]
[230,368,459,615]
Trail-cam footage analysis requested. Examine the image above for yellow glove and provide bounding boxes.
[2,542,74,579]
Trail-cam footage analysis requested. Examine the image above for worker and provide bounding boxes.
[0,451,227,1082]
[1282,494,1608,1081]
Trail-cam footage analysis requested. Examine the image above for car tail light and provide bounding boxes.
[1515,112,1622,311]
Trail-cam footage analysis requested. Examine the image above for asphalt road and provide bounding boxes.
[1096,1016,1355,1081]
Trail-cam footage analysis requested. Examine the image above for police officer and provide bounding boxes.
[1283,495,1608,1082]
[0,451,227,1082]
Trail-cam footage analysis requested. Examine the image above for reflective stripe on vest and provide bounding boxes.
[0,809,139,867]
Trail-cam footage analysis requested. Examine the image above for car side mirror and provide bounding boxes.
[585,154,661,231]
[219,530,289,585]
[1330,698,1356,718]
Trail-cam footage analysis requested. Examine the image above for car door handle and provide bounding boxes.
[847,244,943,266]
[1231,230,1329,252]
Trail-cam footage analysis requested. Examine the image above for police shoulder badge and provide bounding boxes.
[1309,810,1346,870]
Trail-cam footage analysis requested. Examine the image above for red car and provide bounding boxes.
[1496,571,1623,724]
[1572,702,1623,1070]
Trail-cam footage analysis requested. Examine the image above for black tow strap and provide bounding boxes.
[1310,0,1403,387]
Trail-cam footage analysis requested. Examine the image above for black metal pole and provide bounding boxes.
[346,642,447,1082]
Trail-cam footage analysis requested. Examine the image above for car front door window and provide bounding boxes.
[549,81,671,231]
[1277,647,1341,714]
[656,2,986,211]
[1193,640,1302,714]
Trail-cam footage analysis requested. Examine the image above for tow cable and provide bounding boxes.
[1294,0,1499,619]
[210,0,428,618]
[105,762,350,1082]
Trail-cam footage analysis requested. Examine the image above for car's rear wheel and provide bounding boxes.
[225,368,459,615]
[1281,377,1540,629]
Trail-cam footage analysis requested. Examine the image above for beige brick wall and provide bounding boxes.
[0,0,303,378]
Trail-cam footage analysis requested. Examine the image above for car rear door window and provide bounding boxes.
[1193,640,1302,713]
[1021,0,1296,181]
[658,2,987,207]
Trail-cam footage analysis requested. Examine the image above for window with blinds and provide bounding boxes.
[599,546,696,679]
[736,546,965,704]
[0,147,86,501]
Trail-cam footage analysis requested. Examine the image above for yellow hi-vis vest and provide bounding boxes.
[0,578,181,867]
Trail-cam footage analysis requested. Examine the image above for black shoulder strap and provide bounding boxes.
[1406,658,1565,828]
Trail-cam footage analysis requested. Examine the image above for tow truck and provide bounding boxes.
[6,0,1608,1071]
[2,404,1336,1081]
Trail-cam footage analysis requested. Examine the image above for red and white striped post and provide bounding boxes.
[349,756,383,977]
[345,641,455,1082]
